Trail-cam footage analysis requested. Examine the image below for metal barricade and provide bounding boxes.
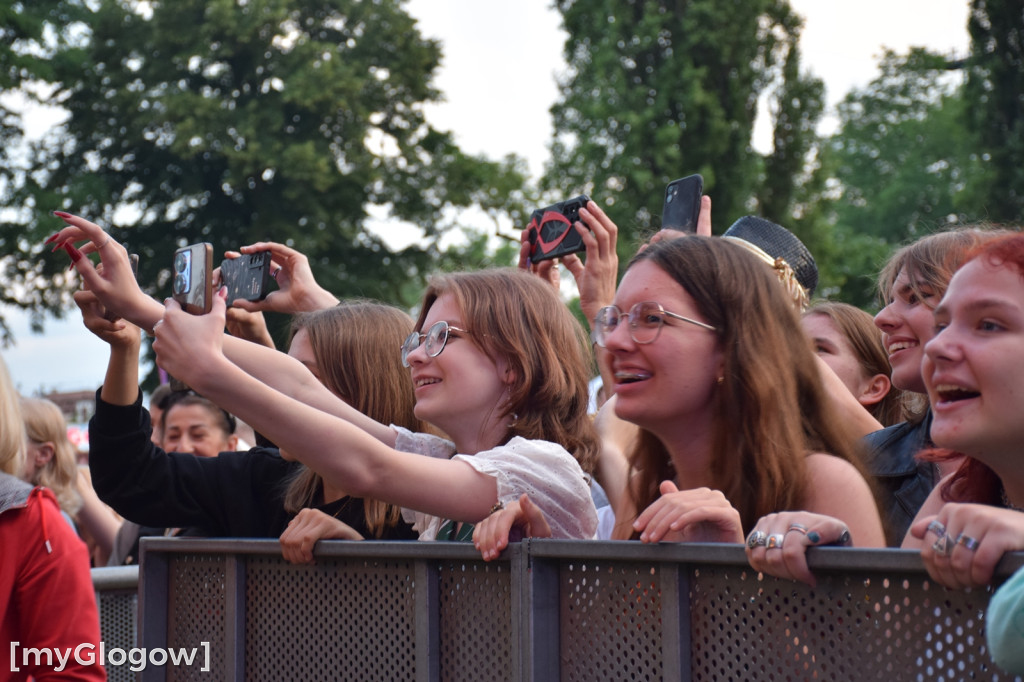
[125,538,1024,681]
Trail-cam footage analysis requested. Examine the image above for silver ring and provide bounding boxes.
[956,534,980,552]
[787,524,808,535]
[96,236,111,250]
[746,530,767,549]
[926,520,946,539]
[932,534,952,556]
[766,533,785,550]
[271,267,282,280]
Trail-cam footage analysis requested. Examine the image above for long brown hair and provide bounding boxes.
[804,301,905,427]
[20,397,83,516]
[624,237,866,533]
[416,269,599,474]
[282,301,427,537]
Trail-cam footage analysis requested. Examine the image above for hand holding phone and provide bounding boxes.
[527,195,591,262]
[171,243,214,315]
[661,174,703,233]
[219,250,272,303]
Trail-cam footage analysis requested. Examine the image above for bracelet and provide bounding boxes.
[489,501,505,515]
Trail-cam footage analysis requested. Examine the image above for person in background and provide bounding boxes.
[147,382,173,446]
[801,301,903,427]
[20,396,121,566]
[0,354,106,681]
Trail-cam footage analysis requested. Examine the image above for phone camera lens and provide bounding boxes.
[174,252,188,273]
[173,272,189,295]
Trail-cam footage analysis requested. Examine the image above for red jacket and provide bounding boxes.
[0,473,106,681]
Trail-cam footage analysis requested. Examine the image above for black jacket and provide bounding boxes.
[89,389,418,542]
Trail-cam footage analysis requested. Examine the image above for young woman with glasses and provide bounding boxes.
[592,236,884,545]
[51,215,599,548]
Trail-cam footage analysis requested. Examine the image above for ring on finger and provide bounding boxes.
[271,267,282,280]
[956,533,980,552]
[932,534,952,556]
[746,530,767,549]
[786,523,808,535]
[766,533,785,550]
[926,520,946,539]
[96,236,111,250]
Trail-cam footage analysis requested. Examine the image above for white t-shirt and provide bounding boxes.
[392,426,597,541]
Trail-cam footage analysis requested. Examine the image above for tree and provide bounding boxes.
[545,0,823,262]
[821,48,980,306]
[964,0,1024,222]
[0,0,529,352]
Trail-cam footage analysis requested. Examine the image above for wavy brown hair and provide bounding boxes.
[804,301,904,427]
[416,269,599,475]
[624,237,867,534]
[20,397,83,516]
[282,301,427,537]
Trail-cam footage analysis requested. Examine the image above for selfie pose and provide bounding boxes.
[50,215,598,547]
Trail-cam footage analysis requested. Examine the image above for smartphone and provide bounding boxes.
[527,194,591,262]
[219,251,272,303]
[171,243,213,315]
[661,174,704,232]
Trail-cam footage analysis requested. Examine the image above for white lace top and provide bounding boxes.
[392,426,597,541]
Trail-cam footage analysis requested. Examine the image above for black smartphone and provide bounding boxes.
[527,194,591,262]
[661,174,704,232]
[171,243,213,315]
[219,251,272,303]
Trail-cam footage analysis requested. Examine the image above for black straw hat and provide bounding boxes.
[722,216,818,305]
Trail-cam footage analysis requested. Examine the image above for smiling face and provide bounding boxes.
[606,260,722,439]
[403,293,510,451]
[162,402,236,458]
[874,268,938,394]
[924,258,1024,465]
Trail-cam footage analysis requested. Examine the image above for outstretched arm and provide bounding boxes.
[152,291,501,523]
[52,215,387,440]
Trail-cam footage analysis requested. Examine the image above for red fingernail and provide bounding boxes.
[53,211,72,219]
[63,242,83,263]
[44,233,60,245]
[51,239,69,253]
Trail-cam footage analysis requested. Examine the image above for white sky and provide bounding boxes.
[3,0,970,396]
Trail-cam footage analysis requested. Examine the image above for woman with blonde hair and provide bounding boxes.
[0,355,105,680]
[20,396,84,518]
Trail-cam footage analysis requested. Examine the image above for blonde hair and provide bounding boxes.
[20,397,84,516]
[0,354,26,477]
[282,302,427,537]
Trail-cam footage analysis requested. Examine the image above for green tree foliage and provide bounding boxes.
[965,0,1024,221]
[545,0,823,261]
[822,48,980,306]
[0,0,529,349]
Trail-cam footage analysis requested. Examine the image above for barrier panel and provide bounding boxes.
[129,538,1024,682]
[92,565,139,682]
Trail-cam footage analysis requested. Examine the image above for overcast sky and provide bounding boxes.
[3,0,971,397]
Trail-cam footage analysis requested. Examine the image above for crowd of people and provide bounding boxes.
[6,192,1024,677]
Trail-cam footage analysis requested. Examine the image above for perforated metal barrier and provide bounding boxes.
[120,539,1024,681]
[92,566,139,682]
